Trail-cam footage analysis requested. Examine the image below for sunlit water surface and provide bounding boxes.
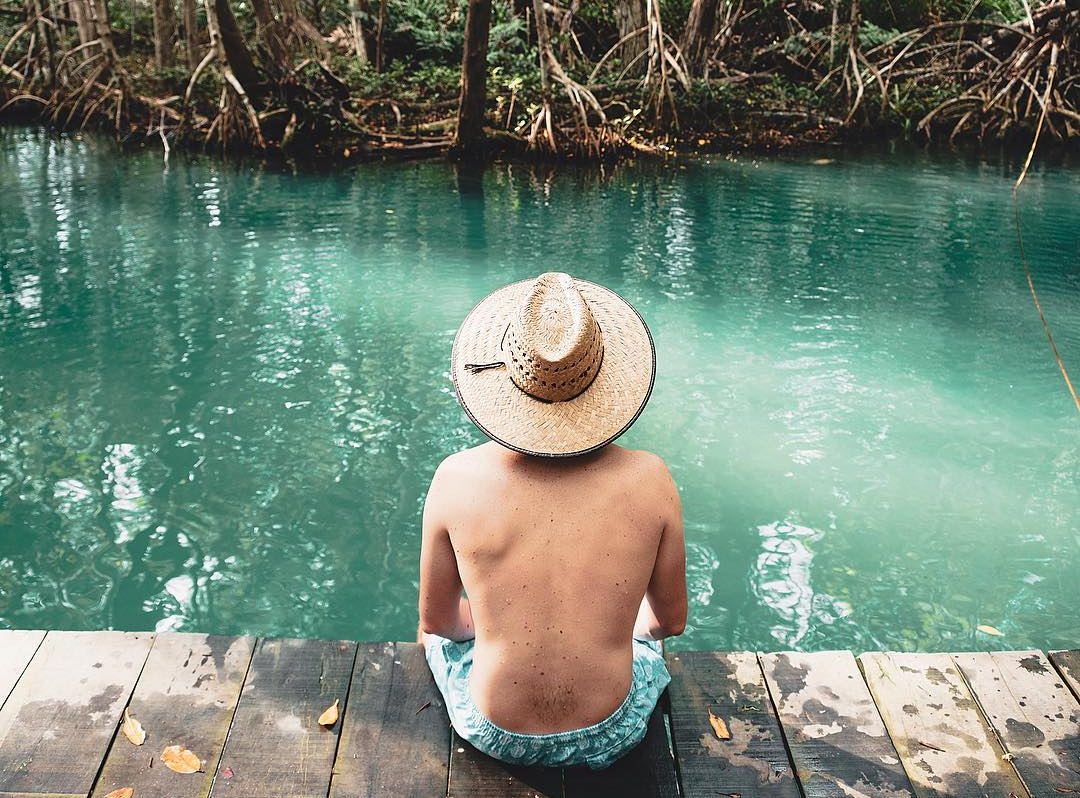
[1,128,1078,651]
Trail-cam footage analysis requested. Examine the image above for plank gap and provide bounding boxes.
[204,635,261,798]
[949,652,1030,795]
[0,630,47,713]
[1049,650,1080,704]
[320,637,361,798]
[756,652,809,798]
[84,631,159,798]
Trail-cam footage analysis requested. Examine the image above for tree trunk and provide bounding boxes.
[614,0,646,65]
[533,0,552,99]
[452,0,492,150]
[28,0,57,85]
[375,0,387,70]
[348,0,369,63]
[680,0,719,76]
[89,0,123,67]
[152,0,177,67]
[202,0,265,145]
[209,0,261,91]
[277,0,329,57]
[182,0,198,68]
[70,0,96,47]
[250,0,290,67]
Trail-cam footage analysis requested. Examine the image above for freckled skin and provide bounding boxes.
[419,442,687,734]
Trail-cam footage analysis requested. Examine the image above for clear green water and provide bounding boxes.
[1,128,1078,652]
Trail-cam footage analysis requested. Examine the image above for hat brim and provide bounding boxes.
[451,278,655,457]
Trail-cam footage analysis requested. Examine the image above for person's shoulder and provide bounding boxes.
[608,447,680,522]
[432,442,501,482]
[609,446,674,485]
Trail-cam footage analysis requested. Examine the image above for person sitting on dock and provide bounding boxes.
[418,272,687,770]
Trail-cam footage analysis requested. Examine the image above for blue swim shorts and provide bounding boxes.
[423,634,671,770]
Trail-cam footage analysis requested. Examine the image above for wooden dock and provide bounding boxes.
[0,631,1077,798]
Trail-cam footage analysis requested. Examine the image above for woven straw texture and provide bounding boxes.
[452,277,654,457]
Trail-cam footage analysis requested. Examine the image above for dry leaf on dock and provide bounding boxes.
[104,789,134,798]
[161,745,203,774]
[708,708,731,740]
[976,624,1004,636]
[318,699,340,727]
[121,709,146,746]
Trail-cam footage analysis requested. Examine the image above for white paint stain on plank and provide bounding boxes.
[859,652,1029,798]
[954,650,1080,792]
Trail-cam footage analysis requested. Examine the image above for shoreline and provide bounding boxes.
[3,112,1077,172]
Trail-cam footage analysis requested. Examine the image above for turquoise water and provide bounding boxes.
[1,128,1078,652]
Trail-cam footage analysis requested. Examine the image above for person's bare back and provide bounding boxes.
[420,441,687,734]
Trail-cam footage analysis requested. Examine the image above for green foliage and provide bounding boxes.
[106,0,157,42]
[383,0,465,62]
[859,20,901,47]
[341,58,460,99]
[487,5,535,78]
[862,0,929,30]
[882,76,964,124]
[659,0,694,37]
[862,0,1023,30]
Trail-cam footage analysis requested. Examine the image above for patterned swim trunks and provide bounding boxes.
[423,634,670,770]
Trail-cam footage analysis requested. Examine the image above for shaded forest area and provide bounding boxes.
[0,0,1077,159]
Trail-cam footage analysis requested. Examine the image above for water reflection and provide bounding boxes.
[0,128,1078,651]
[750,520,852,649]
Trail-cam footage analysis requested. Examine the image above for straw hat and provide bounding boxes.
[451,272,655,457]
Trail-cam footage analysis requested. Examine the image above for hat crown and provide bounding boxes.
[505,272,604,402]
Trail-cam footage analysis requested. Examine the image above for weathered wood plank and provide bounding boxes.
[954,651,1080,798]
[90,633,256,798]
[0,631,45,710]
[665,651,799,798]
[563,704,678,798]
[0,630,155,798]
[329,641,450,798]
[1050,651,1080,704]
[208,637,357,798]
[859,652,1029,798]
[761,651,915,798]
[448,736,563,798]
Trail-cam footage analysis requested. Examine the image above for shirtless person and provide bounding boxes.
[419,272,687,770]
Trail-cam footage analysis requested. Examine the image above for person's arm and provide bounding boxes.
[418,458,475,641]
[634,458,688,641]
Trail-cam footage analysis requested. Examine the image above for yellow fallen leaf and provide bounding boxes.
[813,158,835,165]
[161,745,202,774]
[977,624,1004,636]
[318,699,340,727]
[105,789,133,798]
[121,708,145,746]
[708,708,731,740]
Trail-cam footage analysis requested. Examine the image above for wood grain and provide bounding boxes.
[859,651,1030,798]
[0,630,45,711]
[448,735,564,798]
[329,641,450,798]
[208,637,357,798]
[0,630,155,798]
[666,650,799,798]
[90,633,256,798]
[954,650,1080,798]
[761,651,915,798]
